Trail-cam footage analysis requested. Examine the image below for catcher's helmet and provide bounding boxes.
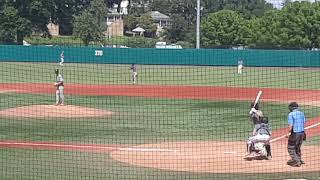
[250,102,259,110]
[288,102,299,112]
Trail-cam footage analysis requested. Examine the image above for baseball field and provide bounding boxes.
[0,62,320,179]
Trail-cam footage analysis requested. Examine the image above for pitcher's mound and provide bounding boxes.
[0,105,113,118]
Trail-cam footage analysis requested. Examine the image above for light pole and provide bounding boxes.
[196,0,201,49]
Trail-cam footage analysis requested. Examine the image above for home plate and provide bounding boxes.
[223,151,237,154]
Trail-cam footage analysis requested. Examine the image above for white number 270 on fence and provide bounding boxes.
[95,50,103,56]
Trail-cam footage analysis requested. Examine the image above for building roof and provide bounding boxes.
[132,27,145,32]
[149,11,170,21]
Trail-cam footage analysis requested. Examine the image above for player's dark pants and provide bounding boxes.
[287,132,305,163]
[266,144,271,157]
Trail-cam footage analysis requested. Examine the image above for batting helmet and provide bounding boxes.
[250,102,259,110]
[55,68,59,74]
[288,102,299,112]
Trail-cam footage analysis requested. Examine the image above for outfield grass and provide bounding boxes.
[1,62,320,89]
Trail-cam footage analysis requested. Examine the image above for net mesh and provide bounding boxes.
[1,0,320,177]
[0,46,320,179]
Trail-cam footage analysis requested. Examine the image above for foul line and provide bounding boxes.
[0,142,177,153]
[270,122,320,143]
[119,147,177,152]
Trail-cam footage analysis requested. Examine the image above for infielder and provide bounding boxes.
[54,68,64,106]
[237,59,243,74]
[130,63,138,84]
[59,51,64,66]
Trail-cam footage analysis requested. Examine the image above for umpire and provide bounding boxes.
[286,102,306,167]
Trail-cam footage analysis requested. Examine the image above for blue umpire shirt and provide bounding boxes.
[288,109,306,133]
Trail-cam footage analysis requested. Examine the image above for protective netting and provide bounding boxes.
[2,0,320,178]
[0,45,320,180]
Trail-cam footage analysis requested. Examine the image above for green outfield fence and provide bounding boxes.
[1,45,320,66]
[1,44,320,180]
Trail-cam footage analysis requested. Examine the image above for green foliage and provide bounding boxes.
[24,35,157,47]
[164,14,189,42]
[137,15,157,37]
[0,6,30,43]
[123,36,157,48]
[52,0,77,35]
[2,0,320,49]
[73,10,103,46]
[149,0,171,15]
[201,10,246,48]
[123,14,157,38]
[0,0,53,43]
[201,1,320,49]
[123,15,138,32]
[202,0,274,18]
[73,0,107,46]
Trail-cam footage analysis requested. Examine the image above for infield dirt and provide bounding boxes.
[0,105,113,118]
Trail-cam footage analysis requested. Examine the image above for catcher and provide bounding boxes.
[54,68,64,106]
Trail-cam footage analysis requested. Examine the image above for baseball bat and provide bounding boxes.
[253,90,262,108]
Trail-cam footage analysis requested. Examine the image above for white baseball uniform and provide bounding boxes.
[237,60,243,74]
[60,52,64,66]
[56,74,64,105]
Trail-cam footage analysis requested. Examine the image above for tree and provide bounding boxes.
[249,10,285,48]
[73,10,102,46]
[202,0,274,18]
[169,0,196,25]
[201,10,246,48]
[164,14,189,42]
[27,0,54,36]
[280,1,313,49]
[0,5,31,43]
[124,15,138,32]
[309,2,320,48]
[0,0,55,44]
[150,0,171,15]
[89,0,108,25]
[52,0,77,35]
[73,0,107,46]
[137,15,157,37]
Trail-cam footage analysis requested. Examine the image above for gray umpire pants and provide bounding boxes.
[56,86,64,104]
[287,132,305,162]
